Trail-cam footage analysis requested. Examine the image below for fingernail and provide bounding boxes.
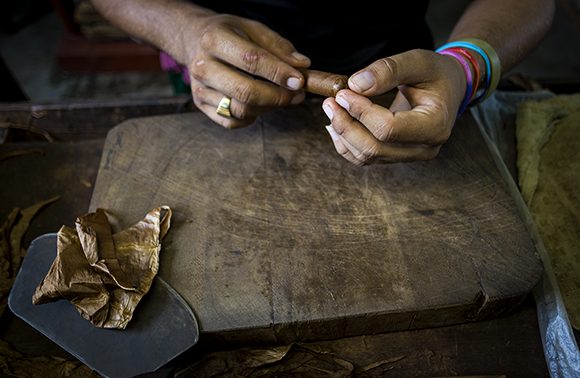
[323,104,333,120]
[286,76,301,90]
[349,71,375,92]
[292,51,309,61]
[325,125,340,142]
[291,91,305,105]
[335,95,350,111]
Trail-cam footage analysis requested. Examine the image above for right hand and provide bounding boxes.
[185,14,311,128]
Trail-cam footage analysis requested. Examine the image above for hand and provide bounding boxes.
[186,14,311,128]
[322,49,466,165]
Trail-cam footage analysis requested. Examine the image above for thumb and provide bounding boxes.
[348,49,435,96]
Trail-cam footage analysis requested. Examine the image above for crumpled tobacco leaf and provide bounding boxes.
[0,196,60,316]
[32,206,172,329]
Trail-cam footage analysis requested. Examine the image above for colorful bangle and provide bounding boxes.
[448,47,481,102]
[437,49,473,116]
[461,38,501,100]
[436,41,492,104]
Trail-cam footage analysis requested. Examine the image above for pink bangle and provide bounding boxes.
[438,49,473,115]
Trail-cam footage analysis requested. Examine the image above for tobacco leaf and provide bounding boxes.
[33,206,172,329]
[516,94,580,329]
[0,197,60,316]
[179,343,355,377]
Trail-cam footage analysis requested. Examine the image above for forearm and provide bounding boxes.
[450,0,555,72]
[91,0,214,65]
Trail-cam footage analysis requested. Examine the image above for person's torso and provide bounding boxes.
[195,0,432,74]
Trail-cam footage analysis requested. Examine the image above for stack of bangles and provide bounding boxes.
[435,38,501,116]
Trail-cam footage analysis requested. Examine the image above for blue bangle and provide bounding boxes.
[436,41,491,104]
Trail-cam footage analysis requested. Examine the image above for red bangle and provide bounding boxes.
[447,47,481,103]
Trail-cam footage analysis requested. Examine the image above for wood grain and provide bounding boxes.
[89,100,542,344]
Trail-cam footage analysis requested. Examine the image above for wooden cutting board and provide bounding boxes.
[89,101,542,345]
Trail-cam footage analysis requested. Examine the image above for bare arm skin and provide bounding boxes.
[324,0,555,165]
[92,0,311,128]
[450,0,555,72]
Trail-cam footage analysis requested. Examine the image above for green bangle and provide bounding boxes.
[462,38,501,100]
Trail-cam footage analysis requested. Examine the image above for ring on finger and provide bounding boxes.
[216,96,232,118]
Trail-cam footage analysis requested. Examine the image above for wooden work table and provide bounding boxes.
[0,98,549,376]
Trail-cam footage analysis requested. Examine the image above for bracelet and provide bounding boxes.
[436,39,501,102]
[448,47,481,102]
[437,49,473,116]
[462,38,501,101]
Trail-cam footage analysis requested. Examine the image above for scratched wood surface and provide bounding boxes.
[89,100,542,344]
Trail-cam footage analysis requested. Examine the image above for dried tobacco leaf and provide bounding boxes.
[181,343,354,377]
[10,196,60,276]
[0,197,59,316]
[516,94,580,329]
[33,206,172,329]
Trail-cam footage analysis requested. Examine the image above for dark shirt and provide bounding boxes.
[194,0,433,74]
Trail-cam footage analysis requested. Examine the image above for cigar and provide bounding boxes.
[302,69,348,97]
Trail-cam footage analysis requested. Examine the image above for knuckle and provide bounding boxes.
[338,147,351,158]
[376,122,396,143]
[241,49,264,74]
[377,56,398,79]
[273,91,293,106]
[189,59,206,80]
[269,65,286,85]
[199,29,216,51]
[354,145,378,164]
[430,105,452,145]
[233,83,256,104]
[333,123,347,138]
[352,157,367,167]
[232,102,250,119]
[191,86,205,102]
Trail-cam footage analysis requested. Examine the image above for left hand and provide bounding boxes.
[322,49,466,165]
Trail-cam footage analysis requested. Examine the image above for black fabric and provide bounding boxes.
[194,0,432,74]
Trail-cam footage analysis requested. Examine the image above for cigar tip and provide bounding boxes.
[331,76,349,96]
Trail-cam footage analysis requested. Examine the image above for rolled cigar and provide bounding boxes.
[302,69,348,97]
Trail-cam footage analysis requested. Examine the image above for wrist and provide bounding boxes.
[435,39,501,107]
[437,50,473,116]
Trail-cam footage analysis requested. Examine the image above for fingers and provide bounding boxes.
[243,20,311,67]
[199,18,309,90]
[325,125,359,165]
[348,49,437,96]
[190,78,257,129]
[323,98,440,165]
[190,59,305,107]
[194,86,266,120]
[333,89,451,145]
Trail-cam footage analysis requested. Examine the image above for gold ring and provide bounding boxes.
[216,96,232,118]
